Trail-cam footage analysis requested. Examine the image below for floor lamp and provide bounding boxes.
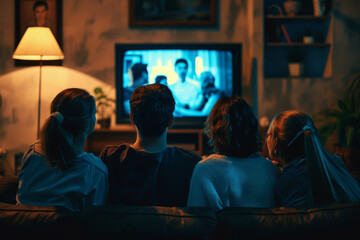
[12,27,64,139]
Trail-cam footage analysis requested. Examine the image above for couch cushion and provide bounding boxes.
[0,176,19,204]
[76,205,217,239]
[0,202,76,239]
[214,202,360,240]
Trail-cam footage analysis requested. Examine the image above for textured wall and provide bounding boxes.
[0,0,359,175]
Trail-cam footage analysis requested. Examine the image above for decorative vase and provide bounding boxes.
[283,0,302,16]
[288,62,304,77]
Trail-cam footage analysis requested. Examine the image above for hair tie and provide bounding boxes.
[51,111,64,124]
[287,125,313,147]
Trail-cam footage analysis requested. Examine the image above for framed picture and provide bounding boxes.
[15,0,63,66]
[129,0,217,27]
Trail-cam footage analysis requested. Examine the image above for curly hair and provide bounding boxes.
[204,96,262,158]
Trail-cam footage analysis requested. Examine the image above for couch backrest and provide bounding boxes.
[0,202,77,239]
[214,202,360,239]
[76,205,217,239]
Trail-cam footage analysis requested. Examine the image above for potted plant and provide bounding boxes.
[313,73,360,171]
[93,87,115,128]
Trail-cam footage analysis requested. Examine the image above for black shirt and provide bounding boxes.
[99,144,201,206]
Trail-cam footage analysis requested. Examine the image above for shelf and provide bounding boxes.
[266,43,331,47]
[266,15,331,20]
[84,127,207,156]
[263,1,333,78]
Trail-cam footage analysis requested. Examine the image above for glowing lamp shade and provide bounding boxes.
[13,27,64,139]
[13,27,64,61]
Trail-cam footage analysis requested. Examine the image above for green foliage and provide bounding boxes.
[94,87,115,109]
[314,73,360,147]
[93,87,115,123]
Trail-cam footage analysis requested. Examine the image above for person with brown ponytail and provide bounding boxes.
[16,88,108,211]
[266,110,360,207]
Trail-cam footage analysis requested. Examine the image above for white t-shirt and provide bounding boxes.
[169,78,202,109]
[187,153,280,211]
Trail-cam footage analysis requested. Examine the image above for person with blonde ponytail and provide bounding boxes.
[266,110,360,207]
[16,88,109,211]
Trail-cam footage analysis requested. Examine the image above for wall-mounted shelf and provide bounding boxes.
[264,0,333,78]
[85,125,208,156]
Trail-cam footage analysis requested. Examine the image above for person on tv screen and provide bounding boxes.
[123,63,149,114]
[175,71,223,117]
[16,88,109,211]
[169,58,203,112]
[154,75,168,85]
[100,83,202,206]
[187,96,280,211]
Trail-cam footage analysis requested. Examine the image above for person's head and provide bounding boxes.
[40,88,96,170]
[204,96,262,158]
[155,75,167,85]
[129,63,148,88]
[33,1,48,26]
[266,110,317,166]
[200,71,216,92]
[130,83,175,138]
[175,58,189,81]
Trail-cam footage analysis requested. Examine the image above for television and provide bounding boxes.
[115,43,242,129]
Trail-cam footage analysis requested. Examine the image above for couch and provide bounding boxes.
[1,176,359,239]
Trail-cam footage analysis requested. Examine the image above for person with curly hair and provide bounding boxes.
[187,96,280,211]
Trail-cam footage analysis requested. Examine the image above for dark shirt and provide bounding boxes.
[275,158,311,207]
[99,144,202,206]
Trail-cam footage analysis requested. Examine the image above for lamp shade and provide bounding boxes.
[13,27,64,61]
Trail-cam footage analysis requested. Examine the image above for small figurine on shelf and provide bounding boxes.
[283,0,302,16]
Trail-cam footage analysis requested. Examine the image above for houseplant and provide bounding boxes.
[313,73,360,171]
[93,87,115,128]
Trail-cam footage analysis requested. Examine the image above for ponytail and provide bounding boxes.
[303,128,336,204]
[40,112,76,170]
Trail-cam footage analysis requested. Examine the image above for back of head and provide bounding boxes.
[130,63,148,82]
[204,96,261,158]
[269,110,316,164]
[40,88,95,170]
[130,84,175,137]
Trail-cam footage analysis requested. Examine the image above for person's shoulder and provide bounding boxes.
[167,146,202,161]
[194,154,231,171]
[100,144,129,158]
[80,152,108,176]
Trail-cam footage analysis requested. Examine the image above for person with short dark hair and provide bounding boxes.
[100,84,202,206]
[169,58,203,111]
[266,110,360,207]
[16,88,109,211]
[187,96,280,211]
[123,63,149,114]
[154,75,167,85]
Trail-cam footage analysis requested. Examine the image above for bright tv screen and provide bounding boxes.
[115,43,242,128]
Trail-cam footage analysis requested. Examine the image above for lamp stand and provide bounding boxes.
[37,58,43,139]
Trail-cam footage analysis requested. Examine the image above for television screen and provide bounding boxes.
[115,43,242,128]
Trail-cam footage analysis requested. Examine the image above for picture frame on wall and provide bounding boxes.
[15,0,63,66]
[129,0,217,27]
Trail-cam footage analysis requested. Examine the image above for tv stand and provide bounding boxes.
[84,125,208,156]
